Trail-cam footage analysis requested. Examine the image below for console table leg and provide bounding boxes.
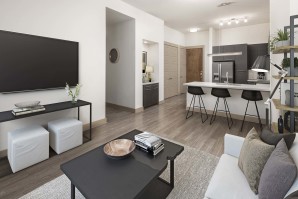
[89,104,92,141]
[170,160,174,188]
[71,183,75,199]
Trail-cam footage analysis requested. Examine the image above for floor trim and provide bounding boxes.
[106,103,144,113]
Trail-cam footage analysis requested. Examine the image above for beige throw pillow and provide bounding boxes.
[238,127,275,194]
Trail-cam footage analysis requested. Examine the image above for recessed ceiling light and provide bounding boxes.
[219,21,224,26]
[235,19,239,24]
[244,17,248,23]
[217,2,236,7]
[189,28,199,33]
[143,40,148,44]
[227,21,231,25]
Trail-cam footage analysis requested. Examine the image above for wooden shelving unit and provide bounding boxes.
[272,98,298,112]
[272,45,298,54]
[272,75,298,80]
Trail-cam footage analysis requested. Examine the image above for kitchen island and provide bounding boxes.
[184,82,270,122]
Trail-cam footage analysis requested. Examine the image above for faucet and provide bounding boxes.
[226,72,229,84]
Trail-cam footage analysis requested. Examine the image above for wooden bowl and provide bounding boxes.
[103,139,135,159]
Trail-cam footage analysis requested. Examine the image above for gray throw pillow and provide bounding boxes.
[259,139,297,199]
[260,128,296,149]
[238,127,275,194]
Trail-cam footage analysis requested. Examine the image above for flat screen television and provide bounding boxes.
[0,30,79,93]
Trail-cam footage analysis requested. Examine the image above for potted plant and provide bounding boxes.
[271,29,290,49]
[281,57,298,75]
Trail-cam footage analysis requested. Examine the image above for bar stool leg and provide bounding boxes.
[186,95,195,119]
[199,95,208,123]
[241,100,250,131]
[224,98,233,129]
[210,98,219,125]
[255,101,263,130]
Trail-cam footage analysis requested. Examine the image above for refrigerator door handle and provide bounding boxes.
[219,63,221,83]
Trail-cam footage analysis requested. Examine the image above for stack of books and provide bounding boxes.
[134,132,164,156]
[12,105,46,116]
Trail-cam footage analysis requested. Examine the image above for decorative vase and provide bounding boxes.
[71,96,77,103]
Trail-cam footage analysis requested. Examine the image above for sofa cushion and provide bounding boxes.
[285,136,298,197]
[205,154,258,199]
[260,128,296,149]
[238,127,275,194]
[258,139,297,199]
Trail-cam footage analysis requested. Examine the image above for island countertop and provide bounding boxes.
[184,82,270,92]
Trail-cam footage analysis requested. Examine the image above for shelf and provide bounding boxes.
[272,45,298,54]
[272,75,298,80]
[272,98,298,112]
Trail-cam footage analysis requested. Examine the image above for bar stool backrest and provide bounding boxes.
[188,86,204,95]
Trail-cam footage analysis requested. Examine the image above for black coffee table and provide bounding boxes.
[61,129,184,199]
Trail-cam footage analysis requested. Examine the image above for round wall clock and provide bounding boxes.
[109,48,119,63]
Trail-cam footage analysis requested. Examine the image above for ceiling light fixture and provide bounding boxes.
[218,17,248,26]
[143,40,148,44]
[189,28,199,33]
[217,2,236,7]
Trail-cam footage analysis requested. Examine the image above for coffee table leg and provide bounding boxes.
[170,160,174,188]
[71,183,75,199]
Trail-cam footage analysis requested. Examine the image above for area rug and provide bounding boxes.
[20,146,219,199]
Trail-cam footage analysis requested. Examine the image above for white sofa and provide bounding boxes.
[204,134,298,199]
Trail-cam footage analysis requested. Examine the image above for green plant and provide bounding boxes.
[270,29,290,51]
[281,57,298,68]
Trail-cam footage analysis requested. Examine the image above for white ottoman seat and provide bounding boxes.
[8,125,49,173]
[48,118,83,154]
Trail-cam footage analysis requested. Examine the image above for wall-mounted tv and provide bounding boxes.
[0,30,79,93]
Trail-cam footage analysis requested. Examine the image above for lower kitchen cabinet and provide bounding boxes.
[143,83,159,108]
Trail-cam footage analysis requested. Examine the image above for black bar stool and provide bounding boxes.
[209,88,233,129]
[186,86,208,123]
[240,90,263,131]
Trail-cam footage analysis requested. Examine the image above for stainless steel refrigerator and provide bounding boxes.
[212,61,235,83]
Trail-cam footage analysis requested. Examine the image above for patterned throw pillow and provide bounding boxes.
[238,127,275,194]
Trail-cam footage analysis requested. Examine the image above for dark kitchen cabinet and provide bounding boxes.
[143,83,159,108]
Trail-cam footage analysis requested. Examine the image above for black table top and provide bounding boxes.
[0,100,91,123]
[61,129,184,199]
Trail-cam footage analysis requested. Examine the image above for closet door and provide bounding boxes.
[180,47,186,93]
[164,44,178,99]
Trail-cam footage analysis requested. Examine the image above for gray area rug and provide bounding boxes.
[20,146,219,199]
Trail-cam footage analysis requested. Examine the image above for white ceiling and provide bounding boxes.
[121,0,270,32]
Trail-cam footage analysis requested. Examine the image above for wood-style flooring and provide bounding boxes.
[0,94,259,199]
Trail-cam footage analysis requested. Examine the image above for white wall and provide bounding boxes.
[0,0,164,151]
[218,23,270,45]
[164,26,185,46]
[106,20,135,108]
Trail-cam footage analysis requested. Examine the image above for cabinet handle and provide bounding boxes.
[169,78,173,80]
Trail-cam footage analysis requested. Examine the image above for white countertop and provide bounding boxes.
[143,82,159,85]
[184,82,270,92]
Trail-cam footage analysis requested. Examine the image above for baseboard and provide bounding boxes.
[107,103,144,113]
[187,107,266,124]
[159,100,165,105]
[83,118,107,131]
[0,149,7,158]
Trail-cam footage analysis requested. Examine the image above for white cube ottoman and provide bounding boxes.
[48,118,83,154]
[8,125,49,173]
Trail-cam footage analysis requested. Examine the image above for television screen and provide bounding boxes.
[0,30,79,93]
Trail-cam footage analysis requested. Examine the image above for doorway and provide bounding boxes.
[186,48,203,82]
